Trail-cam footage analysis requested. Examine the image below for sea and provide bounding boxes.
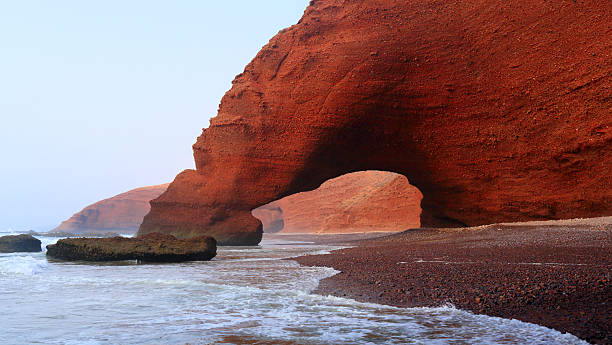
[0,230,587,345]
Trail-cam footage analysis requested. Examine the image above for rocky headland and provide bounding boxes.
[252,171,421,233]
[139,0,611,245]
[46,233,216,262]
[53,184,168,235]
[297,217,612,344]
[0,234,42,253]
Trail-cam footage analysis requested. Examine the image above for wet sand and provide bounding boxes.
[295,220,612,344]
[264,232,397,244]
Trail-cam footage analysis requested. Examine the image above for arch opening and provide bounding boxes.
[251,170,423,234]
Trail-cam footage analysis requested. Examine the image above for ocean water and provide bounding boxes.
[0,231,587,345]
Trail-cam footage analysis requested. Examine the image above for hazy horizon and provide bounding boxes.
[0,1,308,231]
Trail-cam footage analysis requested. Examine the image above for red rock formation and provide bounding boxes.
[139,0,611,245]
[53,184,169,235]
[252,171,421,233]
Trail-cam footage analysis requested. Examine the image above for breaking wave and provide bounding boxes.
[0,254,48,276]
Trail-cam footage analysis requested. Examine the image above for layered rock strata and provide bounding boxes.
[46,233,216,262]
[54,184,169,235]
[252,171,421,233]
[0,235,42,253]
[139,0,611,245]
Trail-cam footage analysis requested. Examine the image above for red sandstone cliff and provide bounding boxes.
[139,0,611,245]
[53,184,169,235]
[252,171,421,233]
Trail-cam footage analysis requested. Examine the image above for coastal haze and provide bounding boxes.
[0,0,309,231]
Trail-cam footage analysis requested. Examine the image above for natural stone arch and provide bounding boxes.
[252,171,422,234]
[138,0,611,245]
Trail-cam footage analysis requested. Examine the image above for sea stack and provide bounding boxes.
[138,0,611,245]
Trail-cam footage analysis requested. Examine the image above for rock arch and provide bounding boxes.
[138,0,611,245]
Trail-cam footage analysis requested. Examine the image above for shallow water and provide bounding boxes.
[0,232,587,345]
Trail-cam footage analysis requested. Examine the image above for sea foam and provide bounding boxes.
[0,255,48,276]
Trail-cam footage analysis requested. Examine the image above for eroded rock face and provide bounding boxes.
[139,0,611,245]
[45,233,216,262]
[0,235,42,253]
[252,171,421,233]
[53,184,169,235]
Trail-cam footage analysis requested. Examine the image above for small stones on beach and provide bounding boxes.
[296,223,612,344]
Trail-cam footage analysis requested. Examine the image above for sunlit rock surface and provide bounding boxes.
[253,171,421,234]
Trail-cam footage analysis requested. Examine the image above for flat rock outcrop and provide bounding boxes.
[46,233,216,262]
[0,234,42,253]
[139,0,611,245]
[252,171,421,233]
[53,184,169,235]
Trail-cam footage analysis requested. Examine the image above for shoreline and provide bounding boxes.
[295,221,611,344]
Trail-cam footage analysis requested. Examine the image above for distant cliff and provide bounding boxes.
[252,171,421,234]
[52,184,169,235]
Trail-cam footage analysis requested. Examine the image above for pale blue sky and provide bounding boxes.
[0,1,308,231]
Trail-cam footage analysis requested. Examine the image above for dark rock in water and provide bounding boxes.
[46,233,216,262]
[0,234,42,253]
